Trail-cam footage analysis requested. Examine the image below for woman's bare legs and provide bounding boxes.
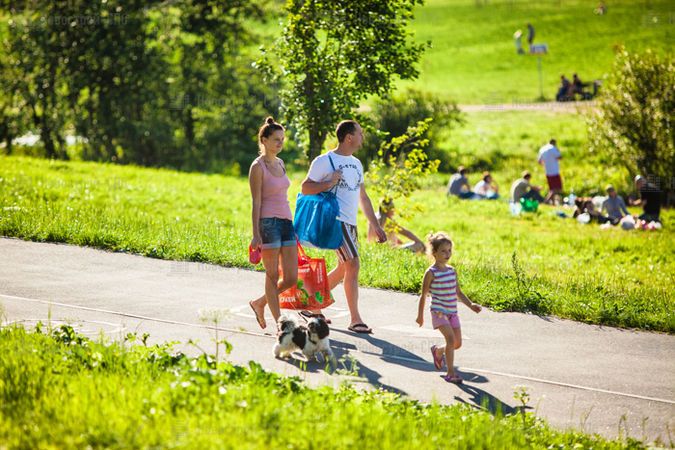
[250,245,298,327]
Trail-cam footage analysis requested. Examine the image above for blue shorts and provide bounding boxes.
[259,218,295,249]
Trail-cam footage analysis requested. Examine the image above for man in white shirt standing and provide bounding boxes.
[537,138,563,204]
[301,120,387,334]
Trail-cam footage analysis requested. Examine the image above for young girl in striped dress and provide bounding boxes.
[416,232,482,383]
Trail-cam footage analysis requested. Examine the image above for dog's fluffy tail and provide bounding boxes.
[277,313,298,327]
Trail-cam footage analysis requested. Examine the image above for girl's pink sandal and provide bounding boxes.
[442,374,463,384]
[430,345,445,370]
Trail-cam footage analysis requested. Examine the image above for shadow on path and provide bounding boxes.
[332,328,429,370]
[270,337,409,396]
[452,370,530,416]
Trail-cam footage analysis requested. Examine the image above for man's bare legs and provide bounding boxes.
[327,262,345,290]
[327,257,364,327]
[544,189,561,205]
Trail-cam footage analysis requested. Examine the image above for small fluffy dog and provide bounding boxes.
[273,315,334,364]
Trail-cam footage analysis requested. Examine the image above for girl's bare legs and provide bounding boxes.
[436,325,458,377]
[453,327,462,350]
[250,245,298,325]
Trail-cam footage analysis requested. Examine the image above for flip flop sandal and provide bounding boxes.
[442,374,463,384]
[249,301,266,329]
[430,345,445,370]
[347,323,373,334]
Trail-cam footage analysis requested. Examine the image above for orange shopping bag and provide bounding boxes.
[279,242,334,310]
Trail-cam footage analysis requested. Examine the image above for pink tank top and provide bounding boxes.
[257,156,292,220]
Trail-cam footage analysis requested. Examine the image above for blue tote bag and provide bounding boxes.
[294,155,343,249]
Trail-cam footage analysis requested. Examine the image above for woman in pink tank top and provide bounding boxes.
[248,117,298,329]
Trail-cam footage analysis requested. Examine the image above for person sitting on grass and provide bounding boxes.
[510,171,544,203]
[368,199,425,253]
[572,74,585,97]
[601,185,629,223]
[473,172,500,200]
[556,75,571,102]
[573,197,612,224]
[629,175,662,223]
[417,232,482,384]
[446,166,474,199]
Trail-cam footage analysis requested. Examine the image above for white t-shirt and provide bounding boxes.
[474,180,489,196]
[307,151,363,226]
[537,144,561,175]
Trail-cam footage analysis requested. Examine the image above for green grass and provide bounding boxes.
[1,154,673,333]
[407,0,673,103]
[0,324,647,448]
[251,0,672,104]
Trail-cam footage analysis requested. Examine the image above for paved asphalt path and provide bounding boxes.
[1,238,673,443]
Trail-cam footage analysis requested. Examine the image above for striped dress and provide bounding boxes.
[429,265,458,314]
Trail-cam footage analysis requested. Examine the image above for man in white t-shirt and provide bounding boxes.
[301,120,387,334]
[537,138,563,204]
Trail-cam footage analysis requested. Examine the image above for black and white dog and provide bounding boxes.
[273,315,334,364]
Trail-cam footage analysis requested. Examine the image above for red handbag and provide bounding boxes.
[279,242,334,310]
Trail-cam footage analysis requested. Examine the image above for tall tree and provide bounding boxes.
[148,0,264,168]
[258,0,427,161]
[3,2,73,159]
[1,0,271,169]
[0,28,28,154]
[62,1,166,164]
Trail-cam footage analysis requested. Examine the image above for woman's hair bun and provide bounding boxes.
[265,117,275,125]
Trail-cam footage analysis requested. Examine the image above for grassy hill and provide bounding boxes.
[407,0,673,103]
[251,0,672,103]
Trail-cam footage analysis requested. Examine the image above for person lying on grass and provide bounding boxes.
[367,199,425,253]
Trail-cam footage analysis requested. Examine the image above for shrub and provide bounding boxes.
[587,48,674,200]
[363,89,463,169]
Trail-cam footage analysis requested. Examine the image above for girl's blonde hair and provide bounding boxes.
[427,232,453,255]
[257,116,284,155]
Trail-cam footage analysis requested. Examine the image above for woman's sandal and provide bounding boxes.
[249,301,266,329]
[442,374,463,384]
[299,310,332,324]
[430,345,445,370]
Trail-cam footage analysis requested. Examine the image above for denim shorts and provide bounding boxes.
[259,218,295,249]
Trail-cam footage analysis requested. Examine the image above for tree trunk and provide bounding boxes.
[185,105,195,149]
[0,119,10,155]
[40,122,56,159]
[308,125,323,162]
[4,132,12,155]
[55,132,69,160]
